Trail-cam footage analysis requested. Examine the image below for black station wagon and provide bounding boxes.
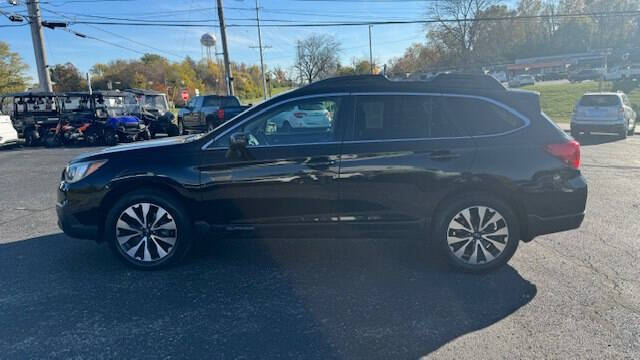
[56,74,587,272]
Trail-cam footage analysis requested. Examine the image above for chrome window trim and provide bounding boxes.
[201,91,531,150]
[201,92,349,150]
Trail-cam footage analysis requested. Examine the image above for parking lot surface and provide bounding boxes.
[0,136,639,359]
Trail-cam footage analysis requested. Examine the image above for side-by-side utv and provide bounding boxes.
[124,89,179,138]
[0,91,61,146]
[47,91,149,147]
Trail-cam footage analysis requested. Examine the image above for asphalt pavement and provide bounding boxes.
[0,134,638,359]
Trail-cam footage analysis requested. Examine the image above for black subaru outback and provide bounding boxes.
[56,74,587,272]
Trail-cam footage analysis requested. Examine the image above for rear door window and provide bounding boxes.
[579,95,621,107]
[352,95,459,140]
[439,96,525,136]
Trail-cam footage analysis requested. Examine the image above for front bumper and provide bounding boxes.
[56,181,101,241]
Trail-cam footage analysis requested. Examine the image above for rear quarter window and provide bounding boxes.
[579,95,621,107]
[439,96,525,136]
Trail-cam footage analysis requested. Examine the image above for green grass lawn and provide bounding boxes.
[522,81,640,123]
[242,86,292,105]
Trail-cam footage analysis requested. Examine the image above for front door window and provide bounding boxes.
[212,97,343,148]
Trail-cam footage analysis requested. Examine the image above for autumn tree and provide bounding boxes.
[0,41,30,93]
[49,63,87,92]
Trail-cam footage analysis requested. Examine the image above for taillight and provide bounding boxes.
[217,108,224,120]
[546,140,580,169]
[294,112,306,119]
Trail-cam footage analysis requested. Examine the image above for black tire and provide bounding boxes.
[149,128,156,139]
[24,128,40,147]
[105,189,193,270]
[207,121,216,132]
[85,129,100,146]
[282,121,292,132]
[166,124,179,137]
[138,128,151,141]
[620,124,628,139]
[628,121,636,136]
[44,133,61,147]
[177,118,185,135]
[432,192,520,273]
[104,128,119,146]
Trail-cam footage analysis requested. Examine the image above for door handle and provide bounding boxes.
[430,150,459,161]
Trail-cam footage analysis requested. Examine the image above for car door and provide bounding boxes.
[198,94,350,237]
[336,94,477,237]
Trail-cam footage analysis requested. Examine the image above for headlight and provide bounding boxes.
[65,160,107,183]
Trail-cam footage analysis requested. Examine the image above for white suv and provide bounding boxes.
[571,92,636,138]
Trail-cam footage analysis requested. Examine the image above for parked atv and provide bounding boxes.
[45,92,100,147]
[56,91,148,146]
[0,91,61,146]
[124,89,179,138]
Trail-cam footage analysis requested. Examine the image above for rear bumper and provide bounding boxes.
[571,122,625,133]
[526,212,585,240]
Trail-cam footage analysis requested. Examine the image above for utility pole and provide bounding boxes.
[256,0,267,100]
[368,25,373,74]
[26,0,53,92]
[216,0,234,96]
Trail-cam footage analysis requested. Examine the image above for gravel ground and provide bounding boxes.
[0,134,638,359]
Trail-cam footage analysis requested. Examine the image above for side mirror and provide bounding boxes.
[229,132,248,148]
[226,132,252,160]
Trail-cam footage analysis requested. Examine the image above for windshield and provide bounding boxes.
[579,95,620,107]
[142,95,168,112]
[61,96,91,112]
[22,96,57,113]
[96,96,126,117]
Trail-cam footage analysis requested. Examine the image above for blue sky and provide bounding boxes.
[1,0,480,80]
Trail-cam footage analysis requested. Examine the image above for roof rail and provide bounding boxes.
[303,74,388,89]
[427,73,506,91]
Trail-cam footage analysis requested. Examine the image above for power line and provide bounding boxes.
[40,6,186,60]
[35,10,640,28]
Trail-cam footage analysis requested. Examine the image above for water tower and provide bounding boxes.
[200,33,217,63]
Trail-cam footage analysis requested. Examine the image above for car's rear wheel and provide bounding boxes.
[433,193,520,273]
[620,123,628,139]
[105,189,192,269]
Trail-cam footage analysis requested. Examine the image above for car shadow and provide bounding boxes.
[0,234,536,359]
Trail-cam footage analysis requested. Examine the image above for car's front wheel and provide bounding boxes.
[433,193,520,273]
[105,189,193,269]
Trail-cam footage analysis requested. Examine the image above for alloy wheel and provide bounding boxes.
[116,202,177,263]
[446,206,509,265]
